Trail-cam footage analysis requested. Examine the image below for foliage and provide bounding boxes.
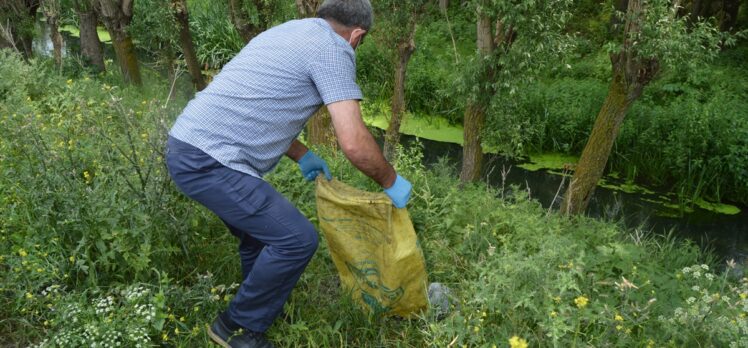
[130,0,180,63]
[187,0,244,68]
[483,45,748,204]
[2,52,748,347]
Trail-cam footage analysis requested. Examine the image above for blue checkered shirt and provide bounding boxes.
[169,18,363,178]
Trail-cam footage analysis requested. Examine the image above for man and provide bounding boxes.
[165,1,412,347]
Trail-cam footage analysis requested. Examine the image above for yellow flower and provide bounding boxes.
[162,333,169,341]
[180,316,186,322]
[174,328,180,334]
[83,171,92,183]
[550,311,558,318]
[616,325,623,331]
[740,293,747,300]
[574,296,589,308]
[18,249,27,257]
[614,314,624,321]
[553,296,561,303]
[473,326,480,333]
[508,336,528,348]
[69,256,75,263]
[25,292,33,299]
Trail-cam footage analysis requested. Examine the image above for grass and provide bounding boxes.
[2,52,748,348]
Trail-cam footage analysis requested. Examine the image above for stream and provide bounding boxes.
[401,135,748,264]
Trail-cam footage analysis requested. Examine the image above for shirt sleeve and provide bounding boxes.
[309,44,364,105]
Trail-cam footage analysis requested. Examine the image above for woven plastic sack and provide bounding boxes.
[315,178,428,317]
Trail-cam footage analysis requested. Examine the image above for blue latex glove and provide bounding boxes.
[384,174,412,209]
[297,151,332,181]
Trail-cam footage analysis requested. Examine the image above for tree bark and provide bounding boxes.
[297,0,335,146]
[719,0,740,31]
[439,0,449,12]
[172,0,206,91]
[48,15,63,67]
[383,34,416,161]
[98,0,142,85]
[229,0,263,43]
[459,13,496,183]
[295,0,320,18]
[77,6,106,72]
[307,107,337,148]
[560,78,631,215]
[561,0,659,215]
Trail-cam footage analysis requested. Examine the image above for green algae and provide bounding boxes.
[59,25,112,43]
[693,199,741,215]
[361,103,465,146]
[599,181,656,195]
[517,153,578,172]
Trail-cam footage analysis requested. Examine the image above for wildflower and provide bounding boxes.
[616,325,623,331]
[508,336,528,348]
[509,336,527,348]
[180,316,186,322]
[574,296,589,308]
[69,256,75,263]
[740,293,747,300]
[553,296,561,303]
[473,326,480,333]
[18,249,28,257]
[26,292,34,299]
[550,311,557,318]
[83,171,92,183]
[615,314,624,322]
[174,328,180,334]
[727,259,737,269]
[162,333,169,341]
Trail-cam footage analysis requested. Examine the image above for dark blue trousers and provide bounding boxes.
[165,136,318,333]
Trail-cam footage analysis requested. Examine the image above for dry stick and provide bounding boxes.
[442,7,460,64]
[164,66,184,109]
[547,169,569,216]
[500,164,511,200]
[0,19,20,53]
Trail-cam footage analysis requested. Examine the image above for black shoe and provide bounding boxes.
[208,313,275,348]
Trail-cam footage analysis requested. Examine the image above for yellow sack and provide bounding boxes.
[315,178,428,317]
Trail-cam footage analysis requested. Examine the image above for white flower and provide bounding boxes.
[686,297,696,304]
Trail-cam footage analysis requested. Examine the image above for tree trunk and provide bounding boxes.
[719,0,740,31]
[172,0,206,91]
[439,0,449,12]
[307,107,337,148]
[560,77,631,215]
[383,34,416,161]
[77,7,106,72]
[561,0,659,215]
[297,0,333,146]
[295,0,320,18]
[229,0,262,43]
[48,16,63,67]
[98,0,142,85]
[459,13,496,183]
[20,0,39,59]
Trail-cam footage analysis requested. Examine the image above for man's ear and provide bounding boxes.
[350,28,367,48]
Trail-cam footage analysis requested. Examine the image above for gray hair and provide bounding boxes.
[317,0,373,31]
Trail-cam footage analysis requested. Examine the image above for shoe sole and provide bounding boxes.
[207,327,231,348]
